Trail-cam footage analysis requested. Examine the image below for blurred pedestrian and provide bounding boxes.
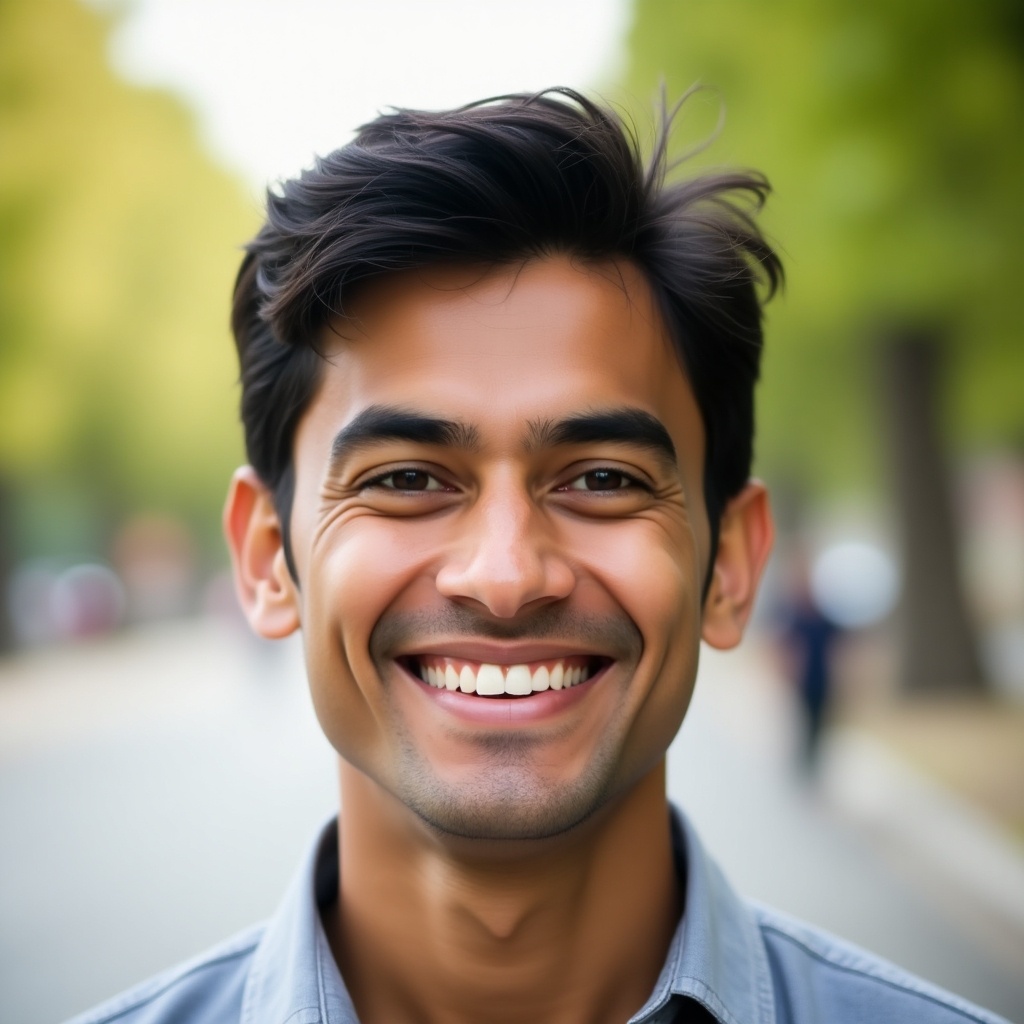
[777,565,844,773]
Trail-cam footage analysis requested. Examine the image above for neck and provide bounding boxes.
[325,761,680,1024]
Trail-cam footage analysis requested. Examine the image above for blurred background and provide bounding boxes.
[1,1,1022,1020]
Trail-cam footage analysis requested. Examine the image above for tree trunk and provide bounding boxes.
[878,328,986,695]
[0,477,15,653]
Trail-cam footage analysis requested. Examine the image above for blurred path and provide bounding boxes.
[669,645,1024,1020]
[1,622,1022,1023]
[0,620,337,1024]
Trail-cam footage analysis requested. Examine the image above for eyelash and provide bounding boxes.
[558,467,649,493]
[362,468,453,493]
[360,465,650,496]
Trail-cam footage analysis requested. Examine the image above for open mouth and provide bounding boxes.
[399,655,611,697]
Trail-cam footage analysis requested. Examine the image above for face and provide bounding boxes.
[231,256,764,841]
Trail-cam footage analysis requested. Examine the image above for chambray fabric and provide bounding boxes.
[66,809,1010,1024]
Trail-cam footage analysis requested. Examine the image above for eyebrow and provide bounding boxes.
[528,408,677,466]
[329,405,480,469]
[328,404,677,473]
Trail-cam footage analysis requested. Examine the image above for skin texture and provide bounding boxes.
[225,256,774,1024]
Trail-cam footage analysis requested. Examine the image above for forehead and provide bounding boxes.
[309,257,701,450]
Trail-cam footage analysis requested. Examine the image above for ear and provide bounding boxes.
[223,466,300,639]
[701,481,774,650]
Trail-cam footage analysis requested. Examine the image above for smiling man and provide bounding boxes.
[70,90,1007,1024]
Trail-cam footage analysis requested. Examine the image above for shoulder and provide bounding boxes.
[63,924,264,1024]
[751,903,1011,1024]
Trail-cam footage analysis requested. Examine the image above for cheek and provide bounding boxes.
[570,519,702,760]
[567,517,701,642]
[299,519,437,763]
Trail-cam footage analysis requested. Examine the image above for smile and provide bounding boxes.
[402,655,609,697]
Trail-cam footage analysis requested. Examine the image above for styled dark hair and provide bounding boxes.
[231,87,781,580]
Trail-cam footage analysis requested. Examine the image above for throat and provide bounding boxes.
[330,748,680,1024]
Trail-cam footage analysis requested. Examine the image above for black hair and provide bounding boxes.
[231,87,782,586]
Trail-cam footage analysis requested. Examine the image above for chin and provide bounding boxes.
[394,749,621,842]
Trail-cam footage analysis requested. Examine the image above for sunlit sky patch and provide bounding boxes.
[85,0,630,194]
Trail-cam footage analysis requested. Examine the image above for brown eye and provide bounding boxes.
[583,469,626,490]
[374,469,446,492]
[562,468,637,492]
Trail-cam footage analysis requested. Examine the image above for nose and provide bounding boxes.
[435,478,575,619]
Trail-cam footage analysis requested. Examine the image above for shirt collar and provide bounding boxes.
[242,821,356,1024]
[629,807,775,1024]
[243,807,775,1024]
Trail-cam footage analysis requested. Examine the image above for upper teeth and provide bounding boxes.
[417,660,591,695]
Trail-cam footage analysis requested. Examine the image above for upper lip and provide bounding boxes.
[396,640,613,664]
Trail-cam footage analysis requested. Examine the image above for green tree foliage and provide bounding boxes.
[623,1,1024,692]
[621,0,1024,492]
[0,0,258,559]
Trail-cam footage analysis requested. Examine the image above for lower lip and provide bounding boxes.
[401,664,608,725]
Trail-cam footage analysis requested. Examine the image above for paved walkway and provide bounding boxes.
[671,645,1024,1018]
[1,621,1021,1022]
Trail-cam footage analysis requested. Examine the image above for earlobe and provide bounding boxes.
[223,466,301,639]
[701,481,774,650]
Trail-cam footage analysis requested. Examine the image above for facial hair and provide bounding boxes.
[368,603,644,841]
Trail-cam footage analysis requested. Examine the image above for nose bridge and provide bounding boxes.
[437,466,573,616]
[478,477,537,572]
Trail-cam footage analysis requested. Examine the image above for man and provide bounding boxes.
[71,89,1007,1024]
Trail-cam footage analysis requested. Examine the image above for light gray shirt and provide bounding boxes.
[67,808,1009,1024]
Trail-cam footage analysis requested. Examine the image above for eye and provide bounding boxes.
[367,468,450,492]
[560,468,642,492]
